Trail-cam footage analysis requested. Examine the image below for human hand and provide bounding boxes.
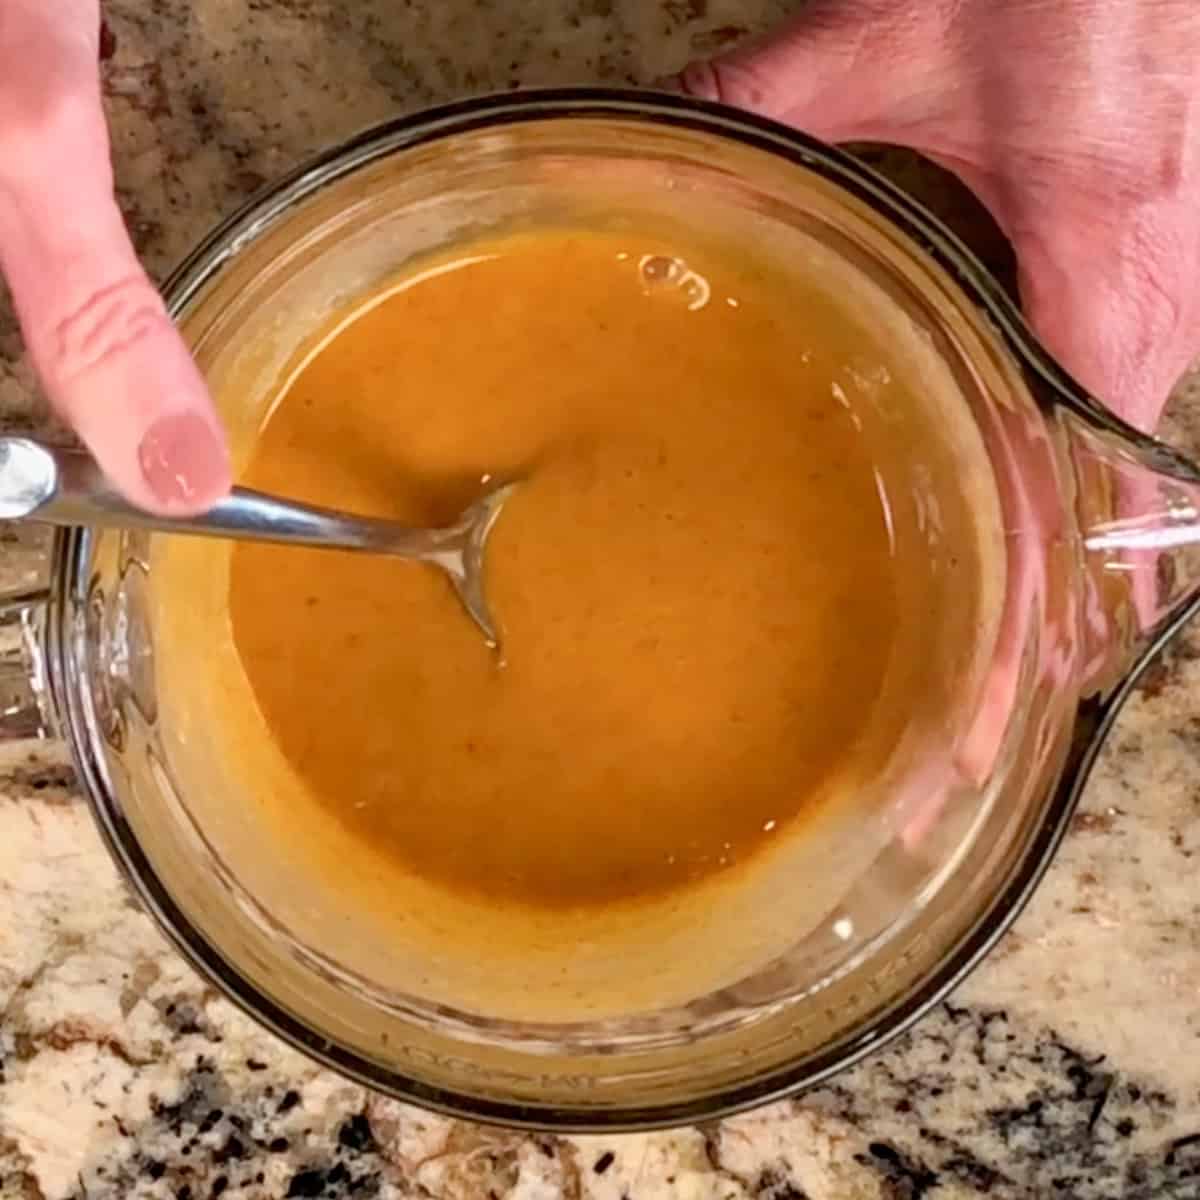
[0,0,230,513]
[679,1,1200,839]
[677,0,1200,432]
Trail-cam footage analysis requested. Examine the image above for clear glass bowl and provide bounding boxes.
[5,91,1200,1130]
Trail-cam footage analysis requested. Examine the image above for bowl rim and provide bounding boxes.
[63,87,1184,1131]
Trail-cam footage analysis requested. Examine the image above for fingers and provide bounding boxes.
[0,0,230,514]
[676,1,954,144]
[678,7,1200,429]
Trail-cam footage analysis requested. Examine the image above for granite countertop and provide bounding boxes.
[2,2,1200,1198]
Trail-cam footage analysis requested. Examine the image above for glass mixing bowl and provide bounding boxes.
[3,91,1200,1130]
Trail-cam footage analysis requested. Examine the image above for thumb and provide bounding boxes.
[1011,208,1199,432]
[1012,205,1200,635]
[676,2,955,144]
[0,2,229,514]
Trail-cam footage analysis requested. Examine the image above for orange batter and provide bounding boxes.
[228,229,909,909]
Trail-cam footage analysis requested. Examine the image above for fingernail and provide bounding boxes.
[138,412,230,509]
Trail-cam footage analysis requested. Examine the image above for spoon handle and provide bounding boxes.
[0,436,441,556]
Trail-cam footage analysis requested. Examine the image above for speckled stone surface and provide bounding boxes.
[2,3,1200,1198]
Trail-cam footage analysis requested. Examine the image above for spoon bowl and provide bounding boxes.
[403,481,517,647]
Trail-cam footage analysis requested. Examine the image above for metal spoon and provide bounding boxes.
[0,436,514,646]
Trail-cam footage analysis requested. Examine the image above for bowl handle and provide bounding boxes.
[1065,410,1200,691]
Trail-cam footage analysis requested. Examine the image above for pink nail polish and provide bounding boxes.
[138,412,229,509]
